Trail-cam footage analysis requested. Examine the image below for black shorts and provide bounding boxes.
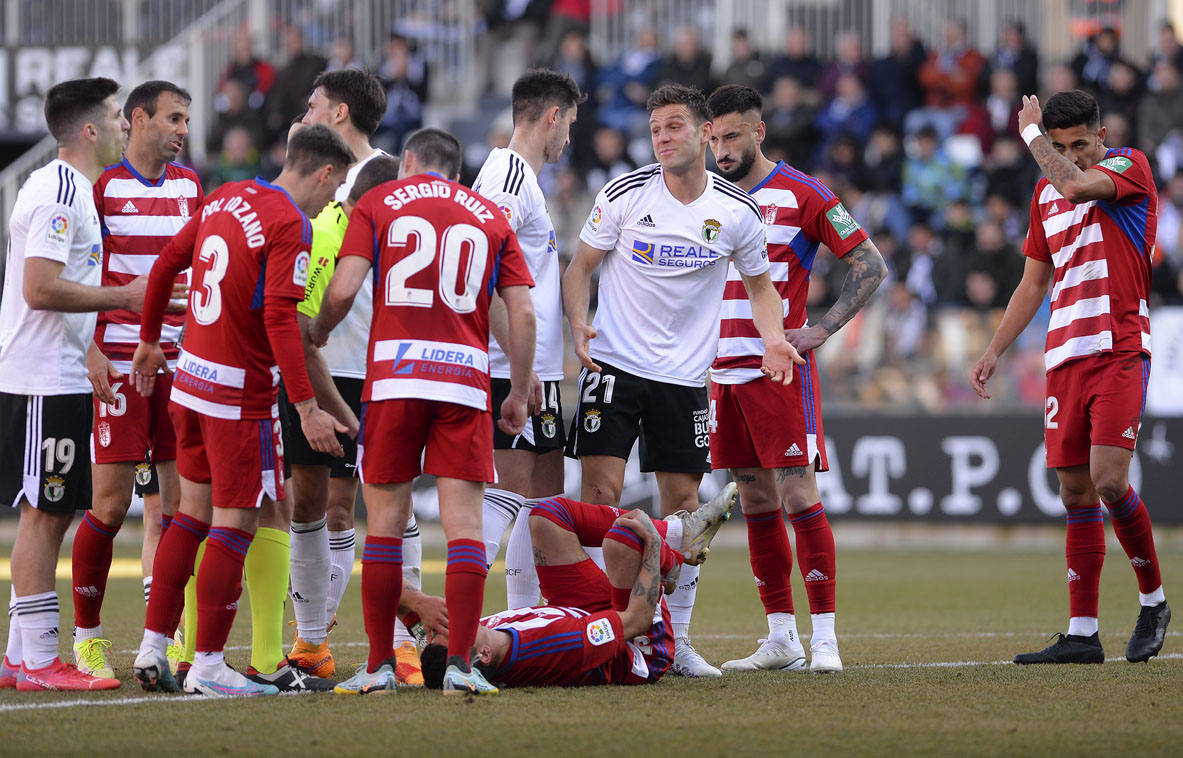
[279,377,361,479]
[564,362,710,473]
[491,378,567,452]
[0,392,92,513]
[133,458,160,497]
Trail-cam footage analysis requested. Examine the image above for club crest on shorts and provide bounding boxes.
[135,462,153,486]
[583,409,601,433]
[43,475,65,503]
[540,412,557,438]
[702,218,721,244]
[97,421,111,448]
[587,617,615,646]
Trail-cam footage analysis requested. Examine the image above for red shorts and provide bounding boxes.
[536,560,613,611]
[358,399,494,484]
[709,354,827,471]
[91,374,176,464]
[168,403,284,509]
[1044,351,1150,468]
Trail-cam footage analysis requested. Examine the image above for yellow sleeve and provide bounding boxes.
[297,202,349,318]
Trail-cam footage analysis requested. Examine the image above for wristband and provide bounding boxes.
[1021,123,1042,146]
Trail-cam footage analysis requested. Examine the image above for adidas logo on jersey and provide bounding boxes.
[1067,568,1081,582]
[638,213,656,228]
[1122,426,1137,440]
[1047,201,1062,215]
[784,443,802,457]
[805,569,829,582]
[122,200,139,214]
[1130,556,1152,567]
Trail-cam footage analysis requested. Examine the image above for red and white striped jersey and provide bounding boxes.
[712,162,868,384]
[1023,147,1156,372]
[338,175,532,411]
[94,159,203,372]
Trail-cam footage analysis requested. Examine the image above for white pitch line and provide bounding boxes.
[850,652,1183,669]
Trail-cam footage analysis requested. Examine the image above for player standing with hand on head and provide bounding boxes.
[706,85,886,673]
[972,89,1170,664]
[563,84,802,678]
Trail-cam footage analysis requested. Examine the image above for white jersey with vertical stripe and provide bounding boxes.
[579,164,770,387]
[319,148,390,379]
[473,147,564,381]
[1022,147,1157,373]
[93,159,203,373]
[0,160,103,395]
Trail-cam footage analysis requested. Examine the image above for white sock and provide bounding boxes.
[194,651,224,669]
[505,501,541,608]
[142,577,152,606]
[767,612,800,647]
[140,628,168,658]
[15,591,60,669]
[326,528,356,620]
[669,563,700,637]
[74,624,102,642]
[1068,616,1099,637]
[6,586,21,664]
[663,519,683,556]
[1141,586,1166,606]
[394,516,422,646]
[482,488,525,565]
[810,612,836,645]
[290,517,330,645]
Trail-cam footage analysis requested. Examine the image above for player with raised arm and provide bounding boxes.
[471,69,584,607]
[131,124,354,697]
[285,69,426,684]
[562,83,802,677]
[0,78,132,692]
[68,80,201,681]
[311,127,536,696]
[706,85,886,673]
[972,89,1170,664]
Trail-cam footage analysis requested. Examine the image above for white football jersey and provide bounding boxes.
[473,147,564,380]
[579,164,769,386]
[320,148,389,379]
[0,160,103,395]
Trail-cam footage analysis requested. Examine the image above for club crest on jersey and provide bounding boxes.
[584,409,601,433]
[97,421,111,448]
[177,196,190,220]
[763,204,778,226]
[43,475,65,503]
[701,218,722,244]
[135,462,153,486]
[293,251,310,287]
[587,617,615,646]
[540,412,557,438]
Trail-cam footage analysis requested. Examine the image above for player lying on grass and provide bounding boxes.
[417,484,736,690]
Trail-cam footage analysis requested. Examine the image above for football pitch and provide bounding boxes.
[1,524,1181,756]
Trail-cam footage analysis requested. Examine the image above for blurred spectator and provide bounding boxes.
[262,25,328,143]
[762,75,819,170]
[207,78,266,158]
[375,33,429,154]
[989,21,1039,96]
[944,219,1022,308]
[596,26,660,141]
[1045,62,1080,96]
[814,73,878,156]
[817,134,867,190]
[478,0,550,95]
[1155,174,1183,299]
[1102,112,1132,151]
[539,0,591,64]
[982,136,1038,210]
[722,29,767,93]
[902,127,970,227]
[206,126,262,190]
[882,281,929,360]
[654,26,714,94]
[1071,26,1127,94]
[584,126,636,194]
[1137,62,1183,178]
[817,31,870,101]
[220,28,274,111]
[910,19,986,138]
[984,68,1021,141]
[326,35,364,71]
[1151,21,1183,75]
[547,29,599,173]
[1097,60,1143,134]
[983,192,1024,241]
[904,221,943,305]
[765,26,821,91]
[864,125,905,192]
[869,17,926,131]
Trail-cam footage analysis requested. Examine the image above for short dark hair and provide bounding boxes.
[123,80,192,121]
[511,68,586,124]
[402,127,462,179]
[706,84,763,120]
[1042,89,1101,131]
[420,643,497,690]
[347,155,399,204]
[311,68,387,137]
[44,77,120,142]
[284,123,355,176]
[646,83,711,124]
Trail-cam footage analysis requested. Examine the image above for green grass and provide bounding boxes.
[2,524,1181,756]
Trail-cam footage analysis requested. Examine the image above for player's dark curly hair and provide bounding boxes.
[45,77,120,143]
[706,84,763,120]
[311,68,387,137]
[646,83,711,125]
[1042,89,1101,131]
[420,643,498,690]
[511,69,586,124]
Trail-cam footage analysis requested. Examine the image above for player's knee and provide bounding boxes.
[1092,474,1128,504]
[737,487,779,515]
[587,481,621,507]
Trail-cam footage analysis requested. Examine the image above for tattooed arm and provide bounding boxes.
[615,510,664,639]
[786,238,887,354]
[1018,95,1116,204]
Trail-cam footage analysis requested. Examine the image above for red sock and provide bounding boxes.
[361,536,402,673]
[71,512,120,629]
[790,504,836,614]
[1104,486,1162,594]
[445,539,488,664]
[160,513,173,537]
[195,527,253,654]
[745,510,795,615]
[531,498,670,546]
[145,512,208,635]
[1065,504,1106,619]
[602,523,683,610]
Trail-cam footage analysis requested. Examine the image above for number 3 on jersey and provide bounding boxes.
[384,216,488,313]
[192,234,230,325]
